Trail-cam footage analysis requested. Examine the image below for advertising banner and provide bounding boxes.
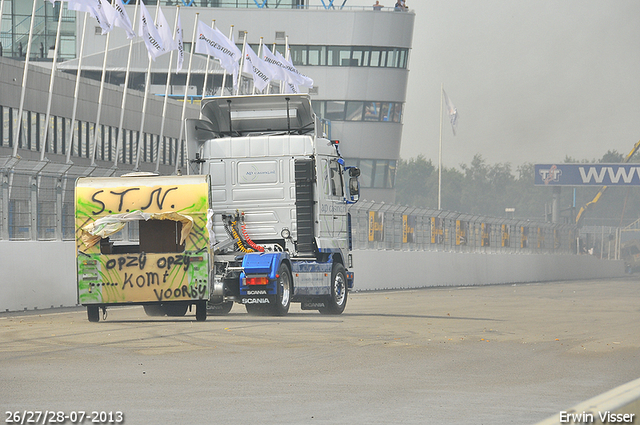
[535,164,640,186]
[431,217,443,244]
[368,211,384,242]
[521,226,529,248]
[481,223,491,247]
[456,220,467,246]
[501,224,510,247]
[402,215,416,243]
[537,227,545,249]
[554,229,561,249]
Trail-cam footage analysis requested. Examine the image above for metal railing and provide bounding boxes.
[0,172,76,241]
[349,200,582,255]
[0,170,621,261]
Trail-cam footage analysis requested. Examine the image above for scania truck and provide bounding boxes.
[186,94,360,316]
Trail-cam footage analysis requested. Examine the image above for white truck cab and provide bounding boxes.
[186,94,360,315]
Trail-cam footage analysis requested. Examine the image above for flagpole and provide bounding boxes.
[113,0,140,171]
[438,83,443,210]
[39,0,64,163]
[176,12,200,175]
[12,0,38,159]
[200,19,215,108]
[134,3,163,171]
[272,42,279,94]
[65,12,88,165]
[236,32,247,96]
[220,25,234,96]
[156,5,180,173]
[284,36,290,93]
[90,3,115,167]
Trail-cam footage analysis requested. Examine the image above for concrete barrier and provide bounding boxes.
[351,249,627,291]
[0,241,77,312]
[0,242,627,312]
[535,377,640,424]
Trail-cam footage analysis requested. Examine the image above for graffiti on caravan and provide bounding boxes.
[90,186,179,215]
[534,164,640,186]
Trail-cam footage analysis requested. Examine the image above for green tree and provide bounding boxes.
[394,155,435,207]
[460,154,515,216]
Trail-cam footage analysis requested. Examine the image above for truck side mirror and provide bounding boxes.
[349,167,361,177]
[349,177,359,201]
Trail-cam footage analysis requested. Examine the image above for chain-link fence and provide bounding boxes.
[1,172,76,241]
[349,201,581,255]
[1,170,620,259]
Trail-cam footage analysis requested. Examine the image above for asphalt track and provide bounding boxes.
[1,277,639,425]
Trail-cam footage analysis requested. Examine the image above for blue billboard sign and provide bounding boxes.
[534,164,640,186]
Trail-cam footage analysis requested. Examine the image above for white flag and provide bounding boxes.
[157,7,177,52]
[275,49,313,88]
[443,89,458,136]
[175,11,184,72]
[137,2,166,60]
[262,46,286,81]
[283,80,299,94]
[194,21,242,76]
[68,0,112,35]
[242,46,273,93]
[107,0,135,39]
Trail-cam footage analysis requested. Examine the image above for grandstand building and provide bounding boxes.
[1,1,415,241]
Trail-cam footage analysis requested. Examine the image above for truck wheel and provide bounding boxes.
[319,263,348,315]
[87,305,100,322]
[207,301,233,315]
[164,302,189,317]
[143,305,165,317]
[271,262,291,316]
[195,301,207,322]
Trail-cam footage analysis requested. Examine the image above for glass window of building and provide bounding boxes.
[387,160,397,188]
[347,159,397,189]
[386,49,398,68]
[370,50,381,67]
[373,160,387,188]
[308,45,325,66]
[311,100,323,117]
[340,48,354,66]
[364,102,381,121]
[351,47,368,67]
[399,49,408,69]
[326,47,339,66]
[393,103,403,123]
[289,45,307,66]
[285,45,408,68]
[358,159,374,188]
[380,103,393,122]
[378,50,388,68]
[314,101,403,123]
[325,101,345,121]
[345,102,364,121]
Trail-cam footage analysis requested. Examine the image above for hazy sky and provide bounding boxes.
[347,0,640,168]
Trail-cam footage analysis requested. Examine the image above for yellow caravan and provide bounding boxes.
[75,174,212,322]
